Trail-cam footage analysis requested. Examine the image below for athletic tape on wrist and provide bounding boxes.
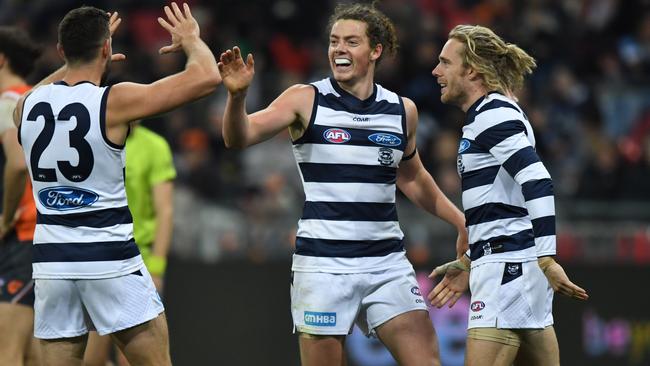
[537,256,555,272]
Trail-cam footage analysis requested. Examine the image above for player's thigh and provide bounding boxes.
[291,271,363,336]
[298,333,347,366]
[83,331,112,366]
[78,267,168,366]
[375,310,440,366]
[361,264,437,365]
[111,312,170,366]
[291,271,363,365]
[77,267,164,337]
[25,335,42,366]
[514,326,559,366]
[39,335,88,366]
[358,263,428,336]
[465,328,520,366]
[0,303,34,364]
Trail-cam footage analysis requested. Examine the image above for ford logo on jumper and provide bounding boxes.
[38,186,99,211]
[458,138,471,153]
[368,133,401,147]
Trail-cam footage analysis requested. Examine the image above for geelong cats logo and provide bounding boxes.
[378,147,394,166]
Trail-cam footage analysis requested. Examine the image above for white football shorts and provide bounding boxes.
[468,260,553,329]
[291,261,428,337]
[34,265,164,339]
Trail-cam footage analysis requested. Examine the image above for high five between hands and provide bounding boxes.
[111,2,201,58]
[157,2,200,55]
[110,3,254,96]
[110,3,591,310]
[428,256,589,309]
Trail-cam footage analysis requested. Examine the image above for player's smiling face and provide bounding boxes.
[432,38,471,108]
[328,19,380,84]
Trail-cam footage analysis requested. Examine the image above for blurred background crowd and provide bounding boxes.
[2,0,649,266]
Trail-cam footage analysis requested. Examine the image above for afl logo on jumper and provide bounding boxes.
[323,128,351,144]
[38,186,99,211]
[368,133,401,147]
[471,301,485,312]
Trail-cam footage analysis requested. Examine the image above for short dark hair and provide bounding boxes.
[327,2,398,65]
[58,6,110,64]
[0,27,41,78]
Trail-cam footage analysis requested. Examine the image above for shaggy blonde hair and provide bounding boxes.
[449,25,536,94]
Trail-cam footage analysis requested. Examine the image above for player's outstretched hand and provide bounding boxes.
[540,258,589,300]
[157,2,200,54]
[107,11,126,62]
[427,258,470,308]
[218,46,255,96]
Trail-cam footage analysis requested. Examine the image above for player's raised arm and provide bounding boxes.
[107,2,221,125]
[219,46,313,148]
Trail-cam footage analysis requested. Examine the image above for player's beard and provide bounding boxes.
[442,84,468,109]
[100,58,111,86]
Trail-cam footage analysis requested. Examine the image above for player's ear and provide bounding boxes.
[0,53,5,69]
[101,38,111,59]
[466,66,481,82]
[56,43,66,62]
[370,43,383,62]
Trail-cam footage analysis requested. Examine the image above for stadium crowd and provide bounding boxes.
[2,0,649,264]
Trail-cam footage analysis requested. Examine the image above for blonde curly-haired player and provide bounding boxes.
[428,24,588,366]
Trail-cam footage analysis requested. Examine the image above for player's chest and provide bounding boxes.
[456,136,498,177]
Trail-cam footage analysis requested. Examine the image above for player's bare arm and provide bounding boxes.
[219,46,313,148]
[396,97,468,257]
[106,3,220,128]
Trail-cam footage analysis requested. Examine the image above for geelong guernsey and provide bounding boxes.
[19,81,142,279]
[458,92,556,268]
[291,78,410,273]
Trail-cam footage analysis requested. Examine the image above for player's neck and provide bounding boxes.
[336,74,375,100]
[62,60,105,86]
[0,71,26,92]
[461,84,489,113]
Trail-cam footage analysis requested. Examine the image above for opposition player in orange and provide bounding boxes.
[0,26,42,366]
